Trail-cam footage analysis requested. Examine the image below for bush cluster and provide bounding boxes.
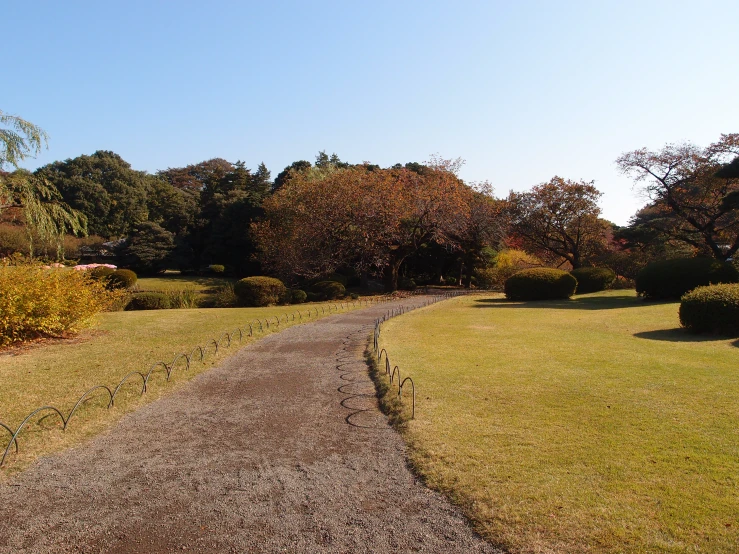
[570,267,616,293]
[311,280,346,300]
[504,268,577,300]
[679,283,739,335]
[290,289,307,304]
[89,266,115,280]
[209,264,225,274]
[0,262,123,347]
[234,276,287,307]
[126,292,171,311]
[108,269,138,289]
[636,257,739,299]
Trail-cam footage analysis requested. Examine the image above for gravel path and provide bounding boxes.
[0,297,500,553]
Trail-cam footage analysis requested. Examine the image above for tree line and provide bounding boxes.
[1,110,737,291]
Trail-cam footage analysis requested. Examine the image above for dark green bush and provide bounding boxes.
[306,292,320,302]
[349,292,359,300]
[679,283,739,335]
[635,257,739,299]
[209,264,225,274]
[399,277,417,291]
[504,268,577,300]
[326,272,348,286]
[125,292,170,311]
[108,269,138,289]
[89,266,115,280]
[291,289,307,304]
[311,280,346,300]
[234,276,287,307]
[570,267,616,294]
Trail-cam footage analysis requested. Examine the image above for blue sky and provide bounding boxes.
[6,1,738,225]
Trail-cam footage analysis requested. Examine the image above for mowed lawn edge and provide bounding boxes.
[377,291,739,554]
[0,302,362,477]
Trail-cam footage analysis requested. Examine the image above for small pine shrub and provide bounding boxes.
[312,280,346,300]
[636,257,739,299]
[679,283,739,335]
[349,292,359,300]
[108,269,138,289]
[291,289,307,304]
[126,292,171,311]
[234,276,287,307]
[89,266,115,280]
[570,267,616,294]
[209,264,225,274]
[504,268,577,301]
[0,261,124,346]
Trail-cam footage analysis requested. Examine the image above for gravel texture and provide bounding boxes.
[0,298,501,553]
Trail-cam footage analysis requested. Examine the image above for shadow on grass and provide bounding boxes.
[633,328,736,343]
[138,275,235,293]
[473,294,671,311]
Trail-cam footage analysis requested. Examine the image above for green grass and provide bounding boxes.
[378,290,739,554]
[135,274,235,293]
[0,301,358,476]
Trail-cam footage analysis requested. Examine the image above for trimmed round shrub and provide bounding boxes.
[635,257,739,299]
[679,283,739,335]
[306,292,320,302]
[291,289,307,304]
[125,292,170,311]
[504,268,577,300]
[209,264,225,274]
[234,276,287,307]
[570,267,616,294]
[108,268,138,289]
[89,266,115,280]
[312,280,346,300]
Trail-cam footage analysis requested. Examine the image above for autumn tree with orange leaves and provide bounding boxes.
[507,177,610,269]
[252,164,473,291]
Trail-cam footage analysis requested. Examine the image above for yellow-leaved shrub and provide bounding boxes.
[476,249,543,290]
[0,260,125,347]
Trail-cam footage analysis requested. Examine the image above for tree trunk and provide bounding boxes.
[383,258,403,292]
[463,254,475,288]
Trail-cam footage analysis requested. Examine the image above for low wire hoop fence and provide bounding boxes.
[372,290,465,420]
[0,294,401,467]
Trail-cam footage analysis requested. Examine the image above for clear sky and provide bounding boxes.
[5,1,738,225]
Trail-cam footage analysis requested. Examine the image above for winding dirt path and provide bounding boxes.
[0,297,500,553]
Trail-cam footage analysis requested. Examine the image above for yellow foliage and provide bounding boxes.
[0,260,124,347]
[476,249,543,289]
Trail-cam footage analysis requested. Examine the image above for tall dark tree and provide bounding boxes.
[118,221,175,275]
[145,175,198,236]
[273,160,311,191]
[36,151,148,238]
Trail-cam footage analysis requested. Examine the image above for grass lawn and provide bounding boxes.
[135,273,235,293]
[378,290,739,553]
[0,302,358,476]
